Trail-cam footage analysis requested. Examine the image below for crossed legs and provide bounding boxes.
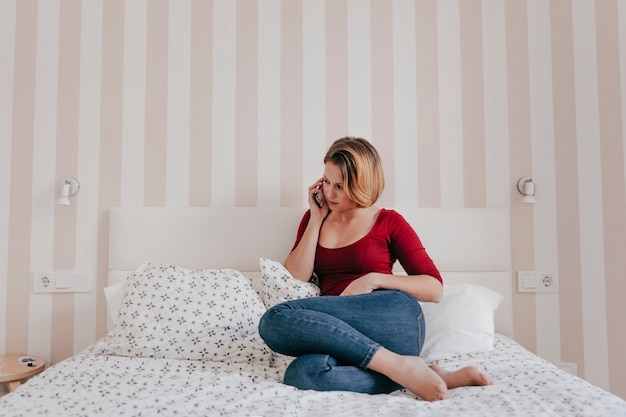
[258,290,491,401]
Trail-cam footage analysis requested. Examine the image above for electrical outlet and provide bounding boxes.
[36,274,51,289]
[33,273,54,292]
[32,271,92,293]
[518,271,559,293]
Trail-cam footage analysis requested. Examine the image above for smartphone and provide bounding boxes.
[313,186,324,208]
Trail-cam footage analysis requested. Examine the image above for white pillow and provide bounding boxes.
[258,257,320,309]
[103,282,124,331]
[93,262,271,364]
[420,284,503,362]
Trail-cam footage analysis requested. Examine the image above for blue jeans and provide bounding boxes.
[258,290,425,394]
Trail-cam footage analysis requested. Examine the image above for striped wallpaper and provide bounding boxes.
[1,0,625,399]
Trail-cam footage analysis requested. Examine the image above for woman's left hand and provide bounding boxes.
[340,273,380,296]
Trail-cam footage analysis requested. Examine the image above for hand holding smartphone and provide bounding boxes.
[313,186,325,208]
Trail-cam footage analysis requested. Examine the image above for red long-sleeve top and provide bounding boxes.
[293,209,443,296]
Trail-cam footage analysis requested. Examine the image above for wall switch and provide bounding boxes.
[517,271,559,293]
[73,273,91,290]
[54,274,71,289]
[32,271,92,293]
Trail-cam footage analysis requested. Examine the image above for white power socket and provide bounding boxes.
[517,271,559,293]
[32,271,92,293]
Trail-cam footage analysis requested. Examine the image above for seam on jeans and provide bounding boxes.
[417,309,424,354]
[321,355,332,371]
[360,343,381,369]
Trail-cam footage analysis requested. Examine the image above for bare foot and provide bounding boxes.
[369,350,448,401]
[395,356,448,401]
[430,364,492,389]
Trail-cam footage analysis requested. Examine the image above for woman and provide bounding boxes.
[258,137,491,401]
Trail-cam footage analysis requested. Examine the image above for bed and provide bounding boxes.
[1,206,625,417]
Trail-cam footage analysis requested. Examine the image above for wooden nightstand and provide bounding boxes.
[0,354,46,393]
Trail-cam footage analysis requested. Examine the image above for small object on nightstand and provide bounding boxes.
[0,354,46,393]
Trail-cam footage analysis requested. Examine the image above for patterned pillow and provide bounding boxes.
[93,262,271,364]
[258,257,320,309]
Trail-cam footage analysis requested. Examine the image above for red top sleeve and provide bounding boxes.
[292,209,442,295]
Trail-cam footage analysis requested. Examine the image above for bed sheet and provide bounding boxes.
[1,335,625,417]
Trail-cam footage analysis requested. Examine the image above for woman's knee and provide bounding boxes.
[258,304,286,342]
[392,290,423,315]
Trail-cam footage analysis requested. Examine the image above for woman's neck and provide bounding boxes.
[331,206,378,223]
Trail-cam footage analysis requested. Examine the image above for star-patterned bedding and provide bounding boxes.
[2,335,625,417]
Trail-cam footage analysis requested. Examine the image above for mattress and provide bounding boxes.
[1,335,625,417]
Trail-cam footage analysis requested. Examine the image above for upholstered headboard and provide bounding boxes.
[107,207,513,336]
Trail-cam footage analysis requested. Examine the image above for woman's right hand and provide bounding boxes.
[284,178,329,282]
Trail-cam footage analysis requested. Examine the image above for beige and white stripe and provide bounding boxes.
[121,0,146,207]
[595,0,626,395]
[73,0,101,356]
[0,0,16,355]
[528,0,560,365]
[572,0,609,389]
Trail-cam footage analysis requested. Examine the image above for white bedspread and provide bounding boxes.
[1,335,625,417]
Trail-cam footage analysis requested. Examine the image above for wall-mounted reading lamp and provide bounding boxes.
[517,176,536,204]
[57,177,80,206]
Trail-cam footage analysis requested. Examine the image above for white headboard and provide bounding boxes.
[108,207,512,336]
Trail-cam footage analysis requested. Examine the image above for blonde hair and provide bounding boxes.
[323,137,385,208]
